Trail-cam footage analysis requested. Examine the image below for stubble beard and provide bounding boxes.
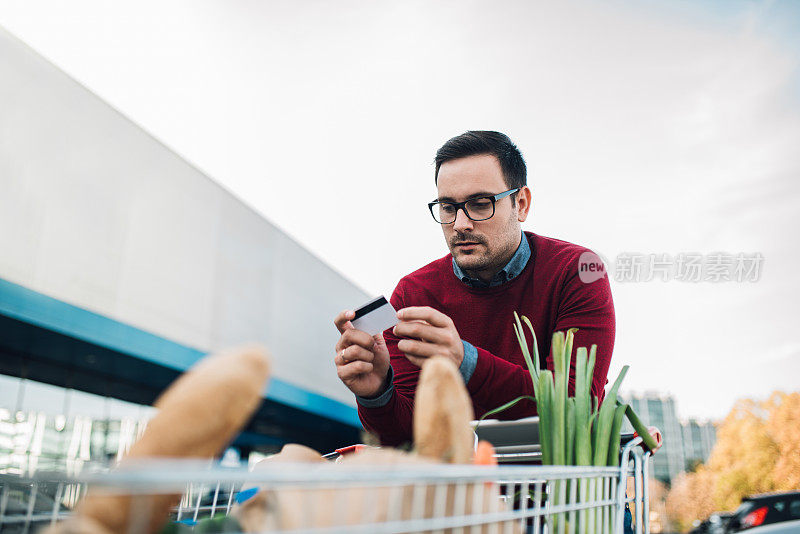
[450,212,520,279]
[450,232,517,278]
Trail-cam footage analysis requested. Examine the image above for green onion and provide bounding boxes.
[566,397,576,466]
[625,404,658,452]
[538,369,554,466]
[513,311,541,403]
[607,403,628,467]
[574,346,592,466]
[521,314,541,374]
[477,395,537,424]
[551,331,566,467]
[593,365,628,466]
[493,314,658,533]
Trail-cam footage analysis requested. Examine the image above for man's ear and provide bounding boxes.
[516,186,532,222]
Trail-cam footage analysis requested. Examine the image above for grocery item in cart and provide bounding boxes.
[413,351,476,464]
[231,356,515,533]
[42,345,272,534]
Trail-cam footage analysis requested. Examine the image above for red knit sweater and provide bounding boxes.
[358,232,616,446]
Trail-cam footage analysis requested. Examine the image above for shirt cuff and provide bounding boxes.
[355,366,395,408]
[459,340,478,384]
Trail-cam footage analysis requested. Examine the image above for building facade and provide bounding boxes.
[681,418,716,471]
[620,392,686,484]
[620,392,718,485]
[0,25,370,470]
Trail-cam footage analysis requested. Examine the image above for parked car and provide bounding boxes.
[726,491,800,532]
[736,519,800,533]
[710,512,735,533]
[691,512,734,533]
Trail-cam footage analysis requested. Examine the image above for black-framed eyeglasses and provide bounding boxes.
[428,188,520,224]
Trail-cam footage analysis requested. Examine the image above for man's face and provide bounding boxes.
[436,154,528,280]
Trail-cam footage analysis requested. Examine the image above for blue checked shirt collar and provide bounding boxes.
[452,232,531,288]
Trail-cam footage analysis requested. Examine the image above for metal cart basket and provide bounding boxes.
[0,435,652,534]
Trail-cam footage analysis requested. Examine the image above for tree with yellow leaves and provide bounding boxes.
[707,397,781,510]
[665,391,800,532]
[666,467,717,532]
[767,391,800,489]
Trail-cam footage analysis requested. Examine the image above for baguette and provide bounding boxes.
[233,357,510,533]
[50,345,271,534]
[254,443,325,466]
[413,356,475,464]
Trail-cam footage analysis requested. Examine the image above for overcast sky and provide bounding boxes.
[1,0,799,421]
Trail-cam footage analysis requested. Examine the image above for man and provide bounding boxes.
[334,131,615,446]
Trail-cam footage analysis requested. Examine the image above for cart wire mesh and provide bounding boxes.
[0,438,652,534]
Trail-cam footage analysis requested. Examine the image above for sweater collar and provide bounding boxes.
[452,232,531,288]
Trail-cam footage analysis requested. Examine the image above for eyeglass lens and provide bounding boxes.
[436,198,494,223]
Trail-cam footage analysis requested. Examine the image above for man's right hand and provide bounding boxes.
[333,310,392,398]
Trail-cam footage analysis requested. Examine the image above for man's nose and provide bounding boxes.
[452,207,473,232]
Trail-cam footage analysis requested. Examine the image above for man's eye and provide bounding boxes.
[440,204,457,213]
[468,200,493,211]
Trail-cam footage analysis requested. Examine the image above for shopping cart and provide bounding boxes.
[0,427,654,534]
[471,417,655,534]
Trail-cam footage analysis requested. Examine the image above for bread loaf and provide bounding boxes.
[232,357,511,533]
[413,356,475,464]
[48,345,271,534]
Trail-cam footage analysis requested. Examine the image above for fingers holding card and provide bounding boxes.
[350,296,399,336]
[333,296,394,398]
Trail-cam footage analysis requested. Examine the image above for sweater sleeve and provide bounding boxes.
[549,257,616,404]
[466,254,616,416]
[466,347,538,419]
[356,284,418,446]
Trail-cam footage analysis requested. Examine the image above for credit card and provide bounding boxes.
[351,295,398,336]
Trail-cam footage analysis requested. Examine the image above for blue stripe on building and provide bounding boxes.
[0,277,360,428]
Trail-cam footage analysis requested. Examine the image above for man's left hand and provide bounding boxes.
[393,306,464,368]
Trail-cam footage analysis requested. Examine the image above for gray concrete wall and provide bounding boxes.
[0,26,368,408]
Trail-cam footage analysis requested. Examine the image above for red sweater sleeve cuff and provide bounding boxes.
[466,346,537,418]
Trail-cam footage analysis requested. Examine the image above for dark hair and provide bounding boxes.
[434,131,527,191]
